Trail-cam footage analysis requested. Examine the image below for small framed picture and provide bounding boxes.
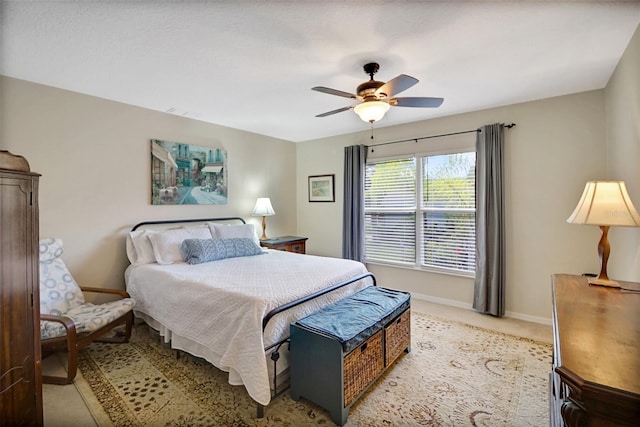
[308,174,335,202]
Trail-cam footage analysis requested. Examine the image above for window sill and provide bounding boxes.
[366,260,475,280]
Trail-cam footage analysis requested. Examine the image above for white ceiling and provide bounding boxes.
[2,1,639,142]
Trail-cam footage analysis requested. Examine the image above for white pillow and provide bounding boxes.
[208,223,260,246]
[147,227,213,265]
[126,230,158,265]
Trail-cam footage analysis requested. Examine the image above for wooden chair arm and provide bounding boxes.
[40,313,79,385]
[79,286,130,298]
[41,313,77,333]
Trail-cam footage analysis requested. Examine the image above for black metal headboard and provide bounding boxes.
[131,217,246,231]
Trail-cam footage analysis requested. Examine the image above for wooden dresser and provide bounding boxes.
[260,236,307,254]
[0,150,43,426]
[550,274,640,427]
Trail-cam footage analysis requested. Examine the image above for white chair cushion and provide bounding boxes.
[39,237,64,262]
[39,237,136,340]
[39,238,85,315]
[41,298,136,340]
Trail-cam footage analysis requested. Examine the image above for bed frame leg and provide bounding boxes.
[257,404,264,418]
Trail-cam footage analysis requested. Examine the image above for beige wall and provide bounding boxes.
[297,25,640,322]
[2,24,636,322]
[604,23,640,282]
[297,90,608,323]
[1,76,297,291]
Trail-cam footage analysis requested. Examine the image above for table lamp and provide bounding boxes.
[567,181,640,287]
[252,197,275,240]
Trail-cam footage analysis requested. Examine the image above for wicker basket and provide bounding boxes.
[343,330,384,407]
[385,309,411,367]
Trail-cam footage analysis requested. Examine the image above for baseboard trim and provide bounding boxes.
[410,292,552,326]
[504,311,552,326]
[411,292,472,310]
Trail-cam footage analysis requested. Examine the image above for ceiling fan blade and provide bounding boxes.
[391,97,444,108]
[375,74,418,98]
[312,86,357,99]
[315,105,354,117]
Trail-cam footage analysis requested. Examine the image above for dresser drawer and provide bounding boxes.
[260,237,307,254]
[287,241,305,253]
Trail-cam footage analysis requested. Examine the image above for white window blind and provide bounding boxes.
[364,158,416,265]
[364,158,416,209]
[365,152,476,274]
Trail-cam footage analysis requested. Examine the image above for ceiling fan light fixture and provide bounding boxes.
[354,100,390,123]
[313,62,443,121]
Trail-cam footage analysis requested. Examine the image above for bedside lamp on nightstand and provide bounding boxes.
[252,197,275,240]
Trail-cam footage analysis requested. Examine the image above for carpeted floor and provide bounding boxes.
[77,312,552,426]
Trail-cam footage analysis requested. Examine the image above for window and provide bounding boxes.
[364,151,476,275]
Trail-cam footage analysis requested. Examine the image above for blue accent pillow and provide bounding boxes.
[181,238,264,265]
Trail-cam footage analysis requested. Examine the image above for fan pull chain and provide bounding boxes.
[370,124,375,152]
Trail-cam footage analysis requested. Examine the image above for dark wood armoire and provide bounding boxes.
[0,150,43,426]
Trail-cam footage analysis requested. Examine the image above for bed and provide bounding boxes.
[124,217,374,414]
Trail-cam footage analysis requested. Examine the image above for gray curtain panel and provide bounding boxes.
[473,123,505,317]
[342,144,368,262]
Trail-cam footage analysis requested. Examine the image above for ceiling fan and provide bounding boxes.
[312,62,444,123]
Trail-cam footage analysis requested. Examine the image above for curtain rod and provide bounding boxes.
[368,122,516,149]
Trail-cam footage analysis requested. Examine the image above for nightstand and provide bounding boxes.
[260,236,308,254]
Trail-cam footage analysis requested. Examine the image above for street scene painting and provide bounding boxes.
[151,140,227,205]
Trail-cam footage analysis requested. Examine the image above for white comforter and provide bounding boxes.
[125,249,369,405]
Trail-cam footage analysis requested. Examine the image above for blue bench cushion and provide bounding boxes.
[295,286,410,353]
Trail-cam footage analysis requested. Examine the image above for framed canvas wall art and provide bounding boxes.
[151,139,227,205]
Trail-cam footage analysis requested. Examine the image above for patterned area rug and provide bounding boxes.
[77,313,551,426]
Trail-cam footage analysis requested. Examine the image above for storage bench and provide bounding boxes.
[290,286,411,426]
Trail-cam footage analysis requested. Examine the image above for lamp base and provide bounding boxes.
[260,215,268,240]
[588,277,621,288]
[588,225,620,289]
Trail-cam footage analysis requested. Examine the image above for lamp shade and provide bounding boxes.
[567,181,640,226]
[354,101,390,123]
[252,197,275,216]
